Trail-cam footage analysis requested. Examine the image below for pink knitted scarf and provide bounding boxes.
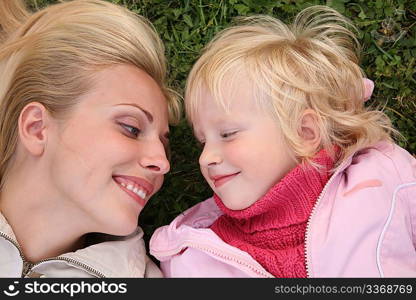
[210,148,336,277]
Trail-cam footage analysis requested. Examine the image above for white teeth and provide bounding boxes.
[138,190,146,199]
[120,182,147,199]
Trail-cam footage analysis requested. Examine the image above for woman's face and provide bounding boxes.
[46,64,170,235]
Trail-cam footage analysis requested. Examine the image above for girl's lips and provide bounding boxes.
[212,172,240,188]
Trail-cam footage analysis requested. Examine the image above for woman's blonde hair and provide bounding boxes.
[186,5,397,167]
[0,0,181,188]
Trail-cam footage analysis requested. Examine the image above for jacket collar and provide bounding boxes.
[61,227,147,277]
[0,212,147,277]
[332,141,395,176]
[0,212,17,241]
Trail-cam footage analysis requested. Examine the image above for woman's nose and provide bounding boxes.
[139,141,170,174]
[199,143,222,167]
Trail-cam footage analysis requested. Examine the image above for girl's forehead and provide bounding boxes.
[192,90,273,132]
[190,85,271,128]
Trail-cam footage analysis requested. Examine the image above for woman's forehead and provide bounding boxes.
[80,65,166,110]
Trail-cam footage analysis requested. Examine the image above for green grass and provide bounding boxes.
[32,0,416,243]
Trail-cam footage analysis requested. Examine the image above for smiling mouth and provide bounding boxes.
[113,177,150,207]
[212,172,240,188]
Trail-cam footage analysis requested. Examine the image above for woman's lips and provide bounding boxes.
[113,175,154,195]
[113,175,154,207]
[116,182,147,207]
[212,172,240,188]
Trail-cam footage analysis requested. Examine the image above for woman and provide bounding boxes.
[0,0,180,277]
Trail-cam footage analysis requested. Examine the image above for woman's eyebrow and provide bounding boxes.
[114,103,153,123]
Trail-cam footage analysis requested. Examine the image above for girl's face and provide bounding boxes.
[46,65,170,235]
[193,76,297,210]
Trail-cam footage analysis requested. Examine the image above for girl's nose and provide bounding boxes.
[199,143,222,167]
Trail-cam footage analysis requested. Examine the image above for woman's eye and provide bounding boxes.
[120,123,141,138]
[221,131,237,139]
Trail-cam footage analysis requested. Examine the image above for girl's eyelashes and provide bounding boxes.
[196,130,238,145]
[221,130,238,139]
[119,122,141,138]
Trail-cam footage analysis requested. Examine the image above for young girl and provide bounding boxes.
[0,0,180,277]
[150,6,416,277]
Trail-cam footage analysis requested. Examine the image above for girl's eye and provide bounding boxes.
[221,131,237,139]
[120,123,141,138]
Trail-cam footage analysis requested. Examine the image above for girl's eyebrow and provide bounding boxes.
[114,103,153,123]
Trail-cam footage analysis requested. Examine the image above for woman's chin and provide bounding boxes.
[107,224,139,237]
[101,213,141,237]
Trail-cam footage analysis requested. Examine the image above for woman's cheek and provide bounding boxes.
[153,175,165,195]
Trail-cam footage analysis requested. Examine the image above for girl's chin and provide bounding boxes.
[222,196,257,211]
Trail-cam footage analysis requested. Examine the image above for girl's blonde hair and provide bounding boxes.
[0,0,181,188]
[186,5,396,167]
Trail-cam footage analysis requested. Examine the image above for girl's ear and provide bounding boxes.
[298,109,321,153]
[18,102,50,156]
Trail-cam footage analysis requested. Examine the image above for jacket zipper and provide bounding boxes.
[154,243,273,278]
[190,243,273,277]
[303,160,351,278]
[0,232,105,278]
[0,231,32,277]
[30,257,105,278]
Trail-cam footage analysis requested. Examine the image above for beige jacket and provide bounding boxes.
[0,213,162,278]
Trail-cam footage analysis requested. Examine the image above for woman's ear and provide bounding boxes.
[18,102,50,156]
[298,109,321,153]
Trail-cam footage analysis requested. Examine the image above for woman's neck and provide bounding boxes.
[0,172,88,263]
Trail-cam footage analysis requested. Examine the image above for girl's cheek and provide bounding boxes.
[224,140,245,159]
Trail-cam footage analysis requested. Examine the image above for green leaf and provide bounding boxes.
[172,8,182,18]
[326,0,347,13]
[183,14,193,27]
[381,82,397,89]
[358,10,367,20]
[375,56,385,69]
[234,4,249,15]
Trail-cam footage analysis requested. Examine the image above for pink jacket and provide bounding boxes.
[150,142,416,277]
